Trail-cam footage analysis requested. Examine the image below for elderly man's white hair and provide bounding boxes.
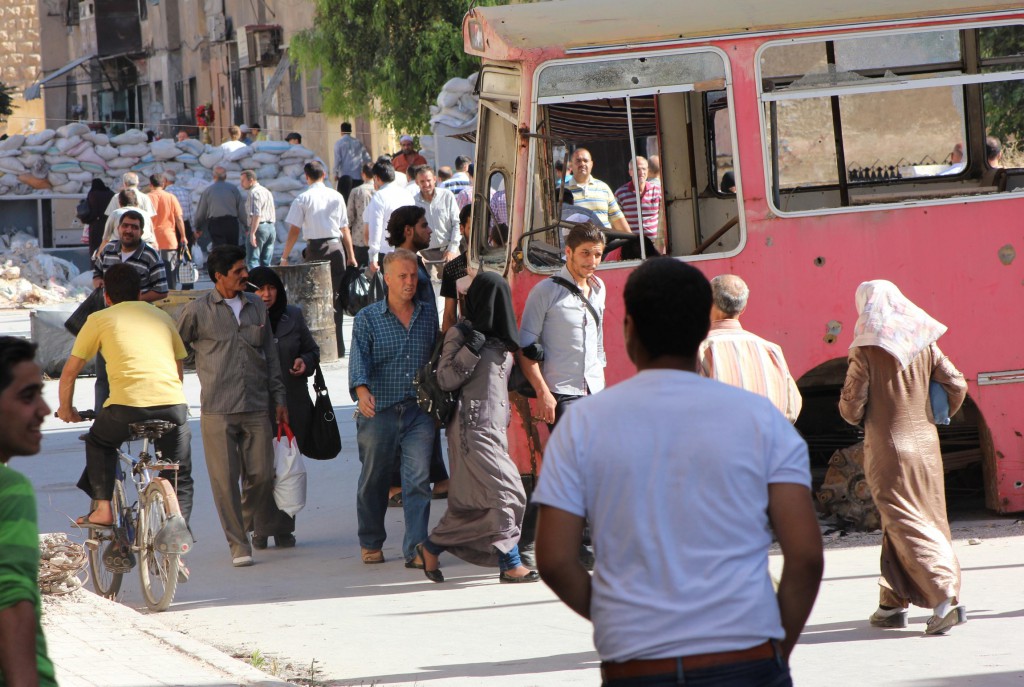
[122,172,139,188]
[710,274,750,317]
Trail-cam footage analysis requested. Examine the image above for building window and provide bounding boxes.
[289,63,304,116]
[306,68,322,112]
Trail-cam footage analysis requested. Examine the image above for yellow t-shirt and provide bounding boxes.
[71,301,188,408]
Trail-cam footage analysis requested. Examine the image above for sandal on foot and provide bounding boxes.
[74,514,113,529]
[361,547,385,564]
[415,543,444,583]
[388,492,403,508]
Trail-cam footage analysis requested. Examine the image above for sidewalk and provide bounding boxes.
[42,587,295,687]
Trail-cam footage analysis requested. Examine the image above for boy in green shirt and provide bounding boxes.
[0,337,57,687]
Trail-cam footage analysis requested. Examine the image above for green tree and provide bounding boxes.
[0,81,14,120]
[980,26,1024,144]
[290,0,508,133]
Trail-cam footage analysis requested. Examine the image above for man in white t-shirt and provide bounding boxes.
[533,257,823,685]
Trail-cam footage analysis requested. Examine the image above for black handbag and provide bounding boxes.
[414,336,459,427]
[344,267,385,317]
[64,287,105,336]
[303,364,341,460]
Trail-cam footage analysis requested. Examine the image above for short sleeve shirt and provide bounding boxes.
[564,176,624,228]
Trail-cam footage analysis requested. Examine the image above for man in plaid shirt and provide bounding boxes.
[349,249,436,568]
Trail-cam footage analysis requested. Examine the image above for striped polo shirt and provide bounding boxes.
[614,181,662,238]
[564,176,624,229]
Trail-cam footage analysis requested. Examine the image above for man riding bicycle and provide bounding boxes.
[56,263,194,529]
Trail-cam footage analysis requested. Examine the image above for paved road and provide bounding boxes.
[7,308,1024,685]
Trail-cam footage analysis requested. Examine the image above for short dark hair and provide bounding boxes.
[119,209,145,227]
[207,245,246,281]
[372,160,395,184]
[249,122,260,130]
[361,163,373,178]
[565,222,605,250]
[559,188,575,205]
[986,135,1002,162]
[407,164,426,180]
[459,203,472,226]
[0,337,37,395]
[341,122,353,133]
[304,161,325,181]
[386,205,426,247]
[455,155,471,171]
[118,189,138,208]
[148,174,162,188]
[103,262,141,304]
[285,131,302,143]
[623,257,711,360]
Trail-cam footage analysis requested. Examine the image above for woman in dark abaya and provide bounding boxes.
[417,272,538,583]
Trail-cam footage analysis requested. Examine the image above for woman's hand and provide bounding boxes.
[290,357,306,376]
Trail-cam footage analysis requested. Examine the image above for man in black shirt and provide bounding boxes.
[440,203,473,333]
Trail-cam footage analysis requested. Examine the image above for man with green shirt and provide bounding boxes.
[0,337,57,686]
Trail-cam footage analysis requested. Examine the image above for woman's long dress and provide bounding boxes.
[839,342,967,608]
[430,327,526,566]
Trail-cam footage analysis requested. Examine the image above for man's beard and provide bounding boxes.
[120,235,141,250]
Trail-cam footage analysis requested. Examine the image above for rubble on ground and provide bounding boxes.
[0,231,84,307]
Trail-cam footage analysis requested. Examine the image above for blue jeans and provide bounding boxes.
[602,656,791,687]
[245,222,276,269]
[356,399,433,561]
[499,546,522,572]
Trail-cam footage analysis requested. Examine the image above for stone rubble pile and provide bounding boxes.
[0,232,82,307]
[0,124,321,237]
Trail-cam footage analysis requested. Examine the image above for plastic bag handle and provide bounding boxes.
[276,421,295,442]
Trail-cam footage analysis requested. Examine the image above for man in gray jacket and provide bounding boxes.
[194,166,246,249]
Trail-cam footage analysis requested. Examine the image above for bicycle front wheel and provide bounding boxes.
[87,485,125,598]
[137,479,180,611]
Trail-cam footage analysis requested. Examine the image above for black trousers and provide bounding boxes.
[207,215,241,248]
[304,238,347,357]
[336,175,356,202]
[77,403,194,525]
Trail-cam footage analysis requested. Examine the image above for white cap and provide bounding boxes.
[399,134,413,144]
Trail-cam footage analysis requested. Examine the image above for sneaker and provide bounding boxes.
[869,607,909,628]
[925,606,967,635]
[232,555,254,567]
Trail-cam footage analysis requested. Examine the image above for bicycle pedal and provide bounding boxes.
[102,542,136,573]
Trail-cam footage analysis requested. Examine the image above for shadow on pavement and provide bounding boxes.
[339,650,598,685]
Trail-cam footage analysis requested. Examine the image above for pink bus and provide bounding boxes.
[462,1,1024,514]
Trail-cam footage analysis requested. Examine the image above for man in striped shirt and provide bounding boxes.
[240,170,276,269]
[698,275,802,423]
[614,156,662,240]
[564,148,630,234]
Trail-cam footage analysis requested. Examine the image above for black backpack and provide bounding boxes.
[414,336,459,427]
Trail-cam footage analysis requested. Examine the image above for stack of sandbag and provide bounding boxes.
[0,128,323,236]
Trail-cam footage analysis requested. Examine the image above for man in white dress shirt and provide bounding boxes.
[413,167,461,272]
[364,159,416,274]
[281,161,357,357]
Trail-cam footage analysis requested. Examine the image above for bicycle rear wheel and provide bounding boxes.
[138,479,179,611]
[86,484,126,598]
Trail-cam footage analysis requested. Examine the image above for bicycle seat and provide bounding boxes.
[128,420,176,441]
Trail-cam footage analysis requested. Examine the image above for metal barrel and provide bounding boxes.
[274,262,338,363]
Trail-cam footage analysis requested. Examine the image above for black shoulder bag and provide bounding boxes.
[414,335,459,427]
[304,364,341,460]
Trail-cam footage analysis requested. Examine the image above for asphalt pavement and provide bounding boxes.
[8,307,1024,686]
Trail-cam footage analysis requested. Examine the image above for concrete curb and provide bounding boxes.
[43,588,296,686]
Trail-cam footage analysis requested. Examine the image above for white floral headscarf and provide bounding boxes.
[849,280,947,369]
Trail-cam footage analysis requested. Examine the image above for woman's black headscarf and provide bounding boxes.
[464,271,519,352]
[247,266,288,329]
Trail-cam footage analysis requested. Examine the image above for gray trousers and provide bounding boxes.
[200,411,276,558]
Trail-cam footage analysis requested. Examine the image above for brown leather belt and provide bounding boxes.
[601,641,776,681]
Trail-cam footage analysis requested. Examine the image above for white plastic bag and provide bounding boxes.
[273,423,307,517]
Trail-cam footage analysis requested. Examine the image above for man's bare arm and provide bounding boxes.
[536,505,591,619]
[341,226,357,267]
[280,225,301,264]
[441,298,458,334]
[611,216,631,234]
[141,290,167,303]
[768,482,824,661]
[57,354,88,422]
[0,600,40,687]
[176,359,184,383]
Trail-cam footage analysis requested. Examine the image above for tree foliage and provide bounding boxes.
[0,82,14,120]
[980,26,1024,144]
[290,0,508,134]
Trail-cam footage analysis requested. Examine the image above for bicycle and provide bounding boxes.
[71,410,192,611]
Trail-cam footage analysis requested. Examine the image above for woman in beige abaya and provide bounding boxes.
[839,280,968,635]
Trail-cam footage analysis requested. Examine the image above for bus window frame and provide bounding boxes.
[522,45,745,274]
[756,19,1024,218]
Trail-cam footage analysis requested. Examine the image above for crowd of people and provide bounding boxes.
[0,127,975,685]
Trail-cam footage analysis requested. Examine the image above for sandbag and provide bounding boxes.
[0,134,25,151]
[257,164,279,179]
[17,173,51,190]
[280,145,314,159]
[107,157,139,169]
[46,172,69,186]
[82,132,109,146]
[57,122,91,138]
[67,171,93,182]
[0,158,27,174]
[175,153,199,164]
[25,130,56,146]
[50,161,82,173]
[116,143,150,157]
[65,140,92,157]
[281,163,304,178]
[253,152,280,164]
[150,139,180,160]
[176,138,204,155]
[54,136,82,153]
[240,157,261,170]
[95,144,119,161]
[53,181,82,194]
[198,148,224,167]
[80,161,106,174]
[110,129,147,146]
[226,145,253,161]
[253,140,290,153]
[76,148,108,170]
[263,176,305,192]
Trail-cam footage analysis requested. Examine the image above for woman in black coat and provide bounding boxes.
[86,178,115,257]
[248,267,320,548]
